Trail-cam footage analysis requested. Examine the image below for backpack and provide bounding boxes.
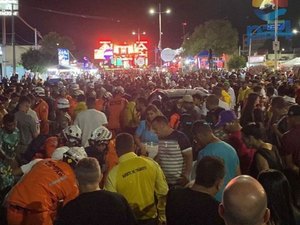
[177,112,195,141]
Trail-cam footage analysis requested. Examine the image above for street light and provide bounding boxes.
[293,29,299,34]
[132,29,146,42]
[149,3,171,51]
[248,24,264,63]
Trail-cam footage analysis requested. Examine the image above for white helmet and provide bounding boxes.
[63,147,87,166]
[63,125,82,141]
[57,98,70,109]
[34,87,45,97]
[51,146,69,160]
[114,86,125,94]
[90,126,112,142]
[103,91,112,99]
[70,83,80,91]
[73,89,84,96]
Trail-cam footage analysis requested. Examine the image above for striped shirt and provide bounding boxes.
[158,130,192,185]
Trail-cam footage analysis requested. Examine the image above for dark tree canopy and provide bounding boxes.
[21,32,76,73]
[227,55,247,70]
[182,20,239,56]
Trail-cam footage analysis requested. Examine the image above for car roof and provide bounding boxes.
[151,88,208,99]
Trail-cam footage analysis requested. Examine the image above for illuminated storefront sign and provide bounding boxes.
[0,0,18,16]
[94,41,148,67]
[252,0,288,22]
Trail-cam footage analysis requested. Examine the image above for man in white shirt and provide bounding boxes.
[74,96,108,147]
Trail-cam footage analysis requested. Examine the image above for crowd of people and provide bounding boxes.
[0,68,300,225]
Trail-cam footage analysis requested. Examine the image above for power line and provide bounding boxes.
[15,33,35,44]
[22,5,121,23]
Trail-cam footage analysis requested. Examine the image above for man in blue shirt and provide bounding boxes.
[192,120,240,201]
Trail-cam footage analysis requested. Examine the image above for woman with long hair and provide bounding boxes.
[240,92,264,128]
[258,170,300,225]
[134,104,162,157]
[241,122,283,178]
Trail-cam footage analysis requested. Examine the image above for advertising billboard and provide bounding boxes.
[58,48,70,66]
[0,0,18,16]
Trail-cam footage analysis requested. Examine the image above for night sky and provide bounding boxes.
[8,0,300,59]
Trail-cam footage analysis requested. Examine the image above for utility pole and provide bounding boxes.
[2,17,6,80]
[273,0,279,70]
[11,3,16,75]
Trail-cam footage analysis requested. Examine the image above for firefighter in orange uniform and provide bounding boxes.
[5,147,87,225]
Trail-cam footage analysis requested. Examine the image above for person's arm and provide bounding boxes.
[134,121,147,155]
[255,153,270,172]
[104,168,118,192]
[284,154,300,174]
[282,134,299,174]
[182,149,193,182]
[29,116,39,138]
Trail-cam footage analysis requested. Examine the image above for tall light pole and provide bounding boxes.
[149,4,171,66]
[274,0,279,70]
[132,28,146,42]
[248,24,265,64]
[11,3,16,75]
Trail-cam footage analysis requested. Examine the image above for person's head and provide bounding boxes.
[10,92,20,103]
[18,96,31,113]
[257,170,296,225]
[136,97,147,112]
[62,146,87,169]
[219,175,270,225]
[77,94,86,103]
[206,94,219,111]
[241,123,264,148]
[192,93,203,107]
[245,93,260,109]
[89,126,112,153]
[287,104,300,128]
[57,98,70,112]
[215,110,241,133]
[62,125,82,147]
[192,120,214,149]
[212,86,222,99]
[145,104,162,122]
[86,96,96,109]
[114,86,125,96]
[3,113,17,133]
[195,156,225,195]
[115,133,134,157]
[270,96,288,115]
[182,95,195,110]
[223,81,230,91]
[34,86,45,100]
[75,157,102,193]
[151,115,172,138]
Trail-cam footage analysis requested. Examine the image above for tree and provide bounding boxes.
[21,49,50,73]
[227,55,246,70]
[182,20,238,56]
[39,32,75,63]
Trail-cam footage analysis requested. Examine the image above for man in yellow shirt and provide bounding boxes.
[105,133,168,225]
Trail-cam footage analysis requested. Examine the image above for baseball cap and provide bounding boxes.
[287,105,300,117]
[182,95,194,103]
[215,110,237,128]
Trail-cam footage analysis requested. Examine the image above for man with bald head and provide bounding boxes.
[219,175,270,225]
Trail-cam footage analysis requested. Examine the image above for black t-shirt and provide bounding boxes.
[166,188,225,225]
[55,190,137,225]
